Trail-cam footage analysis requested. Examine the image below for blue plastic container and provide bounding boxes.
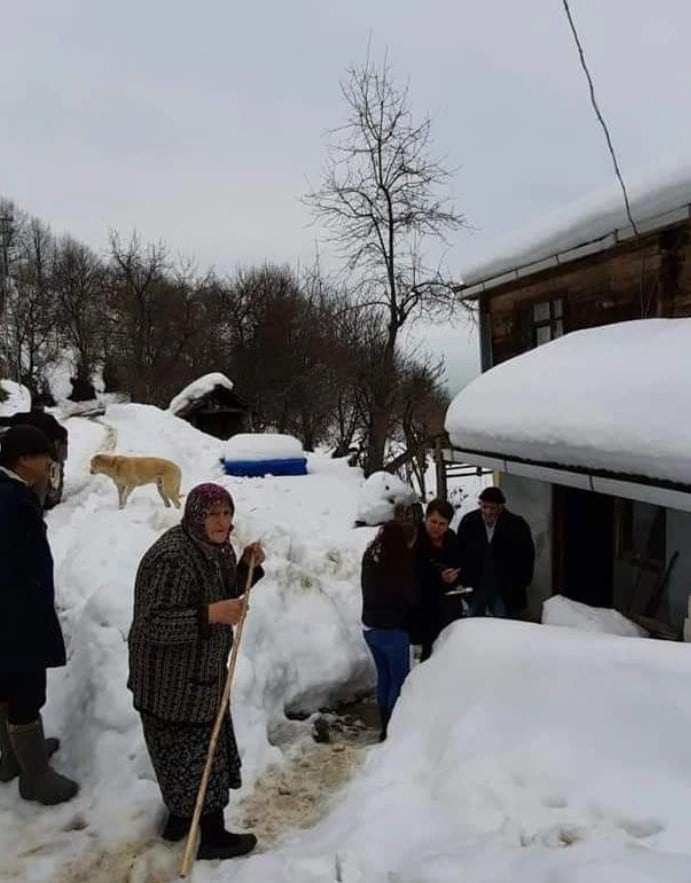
[221,457,308,477]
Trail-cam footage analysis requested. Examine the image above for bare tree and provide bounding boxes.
[305,52,466,471]
[52,237,105,397]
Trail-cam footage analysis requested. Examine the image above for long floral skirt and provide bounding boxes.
[140,710,242,817]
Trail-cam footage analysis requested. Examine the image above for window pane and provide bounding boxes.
[536,325,552,346]
[533,302,550,322]
[554,298,564,318]
[554,319,564,337]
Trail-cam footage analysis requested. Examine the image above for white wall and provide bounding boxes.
[666,509,691,629]
[499,474,552,614]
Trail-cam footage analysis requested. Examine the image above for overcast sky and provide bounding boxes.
[3,0,691,392]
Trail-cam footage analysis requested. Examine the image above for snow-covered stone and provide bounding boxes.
[355,471,417,525]
[542,595,647,637]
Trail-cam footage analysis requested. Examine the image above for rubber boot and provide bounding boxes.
[0,704,59,783]
[8,718,79,805]
[161,813,190,842]
[197,810,257,860]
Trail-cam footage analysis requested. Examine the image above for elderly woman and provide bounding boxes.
[128,483,264,861]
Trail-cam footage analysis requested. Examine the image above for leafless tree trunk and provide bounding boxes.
[305,52,466,472]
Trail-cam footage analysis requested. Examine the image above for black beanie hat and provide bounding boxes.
[0,424,53,466]
[479,486,506,505]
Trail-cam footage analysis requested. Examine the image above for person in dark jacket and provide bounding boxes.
[9,395,68,508]
[128,482,264,861]
[0,425,79,805]
[457,486,535,618]
[361,520,417,741]
[412,499,464,661]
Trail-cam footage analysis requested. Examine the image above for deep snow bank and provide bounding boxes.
[0,403,375,880]
[224,619,691,883]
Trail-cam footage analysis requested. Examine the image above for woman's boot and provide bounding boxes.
[198,810,257,860]
[8,717,78,805]
[161,813,190,842]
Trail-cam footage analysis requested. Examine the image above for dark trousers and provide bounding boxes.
[0,670,47,725]
[363,629,410,723]
[469,594,508,618]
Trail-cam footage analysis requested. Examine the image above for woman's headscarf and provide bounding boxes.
[182,483,237,589]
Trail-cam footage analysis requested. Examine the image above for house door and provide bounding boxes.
[554,486,614,607]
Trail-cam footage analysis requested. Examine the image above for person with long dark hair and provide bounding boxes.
[361,521,417,741]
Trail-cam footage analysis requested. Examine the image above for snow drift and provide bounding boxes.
[226,619,691,883]
[543,595,648,638]
[445,319,691,486]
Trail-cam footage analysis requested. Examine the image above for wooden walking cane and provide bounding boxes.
[179,557,256,878]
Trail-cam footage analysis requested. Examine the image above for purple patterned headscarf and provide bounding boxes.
[182,482,235,546]
[182,483,239,592]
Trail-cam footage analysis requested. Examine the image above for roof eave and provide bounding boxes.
[456,203,691,300]
[443,444,691,513]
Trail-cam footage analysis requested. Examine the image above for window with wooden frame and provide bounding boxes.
[530,298,564,347]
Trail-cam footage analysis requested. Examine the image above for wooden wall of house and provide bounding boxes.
[482,219,691,365]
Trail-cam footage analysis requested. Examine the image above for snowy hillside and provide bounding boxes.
[0,403,376,880]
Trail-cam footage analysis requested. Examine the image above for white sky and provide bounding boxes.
[3,0,691,392]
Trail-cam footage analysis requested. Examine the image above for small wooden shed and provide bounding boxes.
[169,373,250,440]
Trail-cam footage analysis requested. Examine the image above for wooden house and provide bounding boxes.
[169,372,250,440]
[444,167,691,634]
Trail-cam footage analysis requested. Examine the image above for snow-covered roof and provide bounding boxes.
[445,319,691,488]
[461,160,691,293]
[169,372,234,416]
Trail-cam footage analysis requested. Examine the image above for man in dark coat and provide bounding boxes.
[0,425,79,805]
[457,486,535,619]
[9,394,68,508]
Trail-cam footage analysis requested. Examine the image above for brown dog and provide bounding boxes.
[89,453,182,510]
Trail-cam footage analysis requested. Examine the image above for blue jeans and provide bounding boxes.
[363,629,410,722]
[469,594,508,618]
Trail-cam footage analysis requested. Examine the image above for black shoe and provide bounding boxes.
[198,810,257,860]
[161,813,190,842]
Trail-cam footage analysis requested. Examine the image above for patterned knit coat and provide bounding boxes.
[127,524,262,723]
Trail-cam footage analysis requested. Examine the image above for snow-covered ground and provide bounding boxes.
[0,403,376,881]
[223,620,691,883]
[4,402,691,883]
